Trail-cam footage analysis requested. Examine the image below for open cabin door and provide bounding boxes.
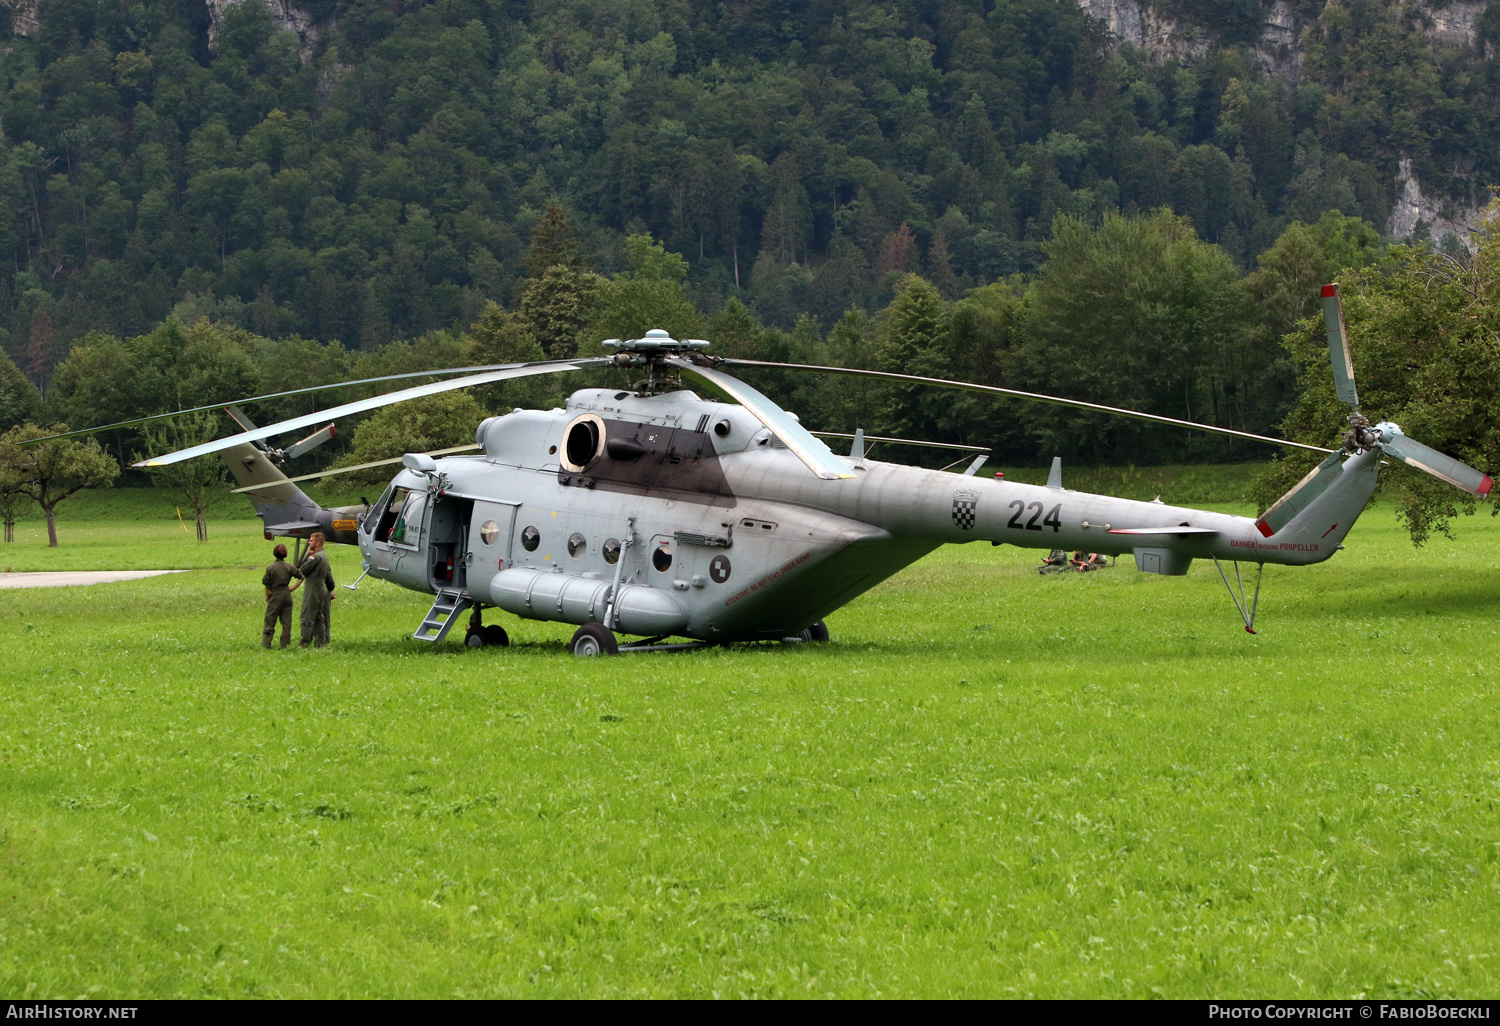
[426,494,475,591]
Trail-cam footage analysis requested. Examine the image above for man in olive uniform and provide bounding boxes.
[289,532,333,648]
[261,543,294,648]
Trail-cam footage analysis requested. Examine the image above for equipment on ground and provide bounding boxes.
[52,288,1489,651]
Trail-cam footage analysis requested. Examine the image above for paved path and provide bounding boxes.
[0,570,188,589]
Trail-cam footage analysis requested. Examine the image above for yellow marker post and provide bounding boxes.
[175,506,191,535]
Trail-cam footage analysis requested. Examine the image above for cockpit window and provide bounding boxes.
[375,487,420,544]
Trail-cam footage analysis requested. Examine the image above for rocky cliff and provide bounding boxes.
[1079,0,1489,80]
[1077,0,1491,244]
[1,0,38,37]
[5,0,323,62]
[203,0,323,61]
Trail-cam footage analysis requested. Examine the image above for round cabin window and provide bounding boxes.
[602,538,621,564]
[652,542,672,572]
[561,414,605,472]
[480,520,500,545]
[567,532,587,558]
[521,526,540,551]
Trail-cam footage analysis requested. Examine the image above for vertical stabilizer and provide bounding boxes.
[220,443,329,533]
[1254,447,1380,554]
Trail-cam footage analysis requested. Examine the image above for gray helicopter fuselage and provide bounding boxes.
[355,388,1377,641]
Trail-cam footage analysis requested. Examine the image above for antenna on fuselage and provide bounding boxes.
[1046,456,1063,489]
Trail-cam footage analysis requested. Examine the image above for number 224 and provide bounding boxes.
[1007,500,1062,532]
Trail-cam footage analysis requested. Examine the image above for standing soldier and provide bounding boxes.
[261,543,294,648]
[289,532,333,648]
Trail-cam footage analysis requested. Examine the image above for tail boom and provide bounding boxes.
[220,443,368,546]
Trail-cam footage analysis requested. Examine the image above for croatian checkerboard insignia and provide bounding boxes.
[952,488,979,530]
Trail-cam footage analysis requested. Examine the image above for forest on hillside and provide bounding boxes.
[1,0,1497,372]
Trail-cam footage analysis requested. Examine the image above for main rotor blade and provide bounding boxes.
[230,444,483,492]
[665,358,855,480]
[1321,283,1360,411]
[137,358,610,467]
[23,362,557,446]
[809,431,990,453]
[718,359,1337,455]
[1379,433,1493,497]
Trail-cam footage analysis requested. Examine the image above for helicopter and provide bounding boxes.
[99,283,1486,655]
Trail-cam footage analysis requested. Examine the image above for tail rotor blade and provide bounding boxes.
[284,424,337,460]
[224,404,258,432]
[1255,452,1346,537]
[1321,283,1360,411]
[1378,432,1494,497]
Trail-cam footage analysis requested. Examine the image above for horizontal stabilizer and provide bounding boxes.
[1108,526,1218,536]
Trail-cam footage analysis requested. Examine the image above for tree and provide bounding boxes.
[0,425,119,547]
[136,412,228,542]
[0,351,41,432]
[461,302,559,411]
[589,235,705,344]
[0,462,26,543]
[525,203,587,278]
[1022,211,1244,463]
[517,266,607,358]
[876,275,960,444]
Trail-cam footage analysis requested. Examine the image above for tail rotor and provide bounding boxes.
[1318,283,1493,499]
[1256,284,1492,537]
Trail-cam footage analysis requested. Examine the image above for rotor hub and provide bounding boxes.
[1343,413,1379,453]
[601,330,712,395]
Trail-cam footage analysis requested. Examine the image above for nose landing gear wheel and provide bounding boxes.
[569,622,619,657]
[806,620,830,643]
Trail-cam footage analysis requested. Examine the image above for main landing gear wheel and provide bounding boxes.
[569,622,619,657]
[787,620,831,643]
[465,624,510,648]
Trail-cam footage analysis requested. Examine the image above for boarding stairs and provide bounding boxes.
[413,589,472,643]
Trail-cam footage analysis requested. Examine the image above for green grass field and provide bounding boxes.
[2,486,1498,998]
